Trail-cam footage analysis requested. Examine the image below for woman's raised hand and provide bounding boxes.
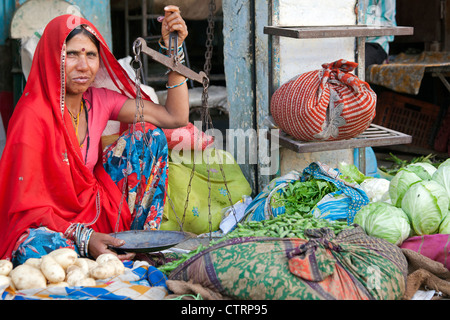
[160,5,188,48]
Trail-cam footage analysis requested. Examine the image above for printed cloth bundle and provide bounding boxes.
[270,59,377,141]
[168,226,408,300]
[244,162,369,224]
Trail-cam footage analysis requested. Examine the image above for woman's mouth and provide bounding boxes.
[72,77,90,84]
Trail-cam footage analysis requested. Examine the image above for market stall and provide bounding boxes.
[2,157,450,300]
[1,1,450,302]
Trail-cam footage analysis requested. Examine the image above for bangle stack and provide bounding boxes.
[158,37,185,64]
[65,223,94,257]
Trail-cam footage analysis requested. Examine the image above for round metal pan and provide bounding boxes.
[109,230,191,253]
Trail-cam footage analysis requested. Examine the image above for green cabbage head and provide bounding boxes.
[439,214,450,234]
[432,161,450,209]
[389,165,431,207]
[409,162,437,176]
[401,180,449,235]
[354,202,411,246]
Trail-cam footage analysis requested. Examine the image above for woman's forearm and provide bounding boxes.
[163,70,189,127]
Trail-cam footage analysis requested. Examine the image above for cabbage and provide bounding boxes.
[401,180,449,235]
[440,158,450,167]
[338,162,367,184]
[354,202,411,245]
[409,162,437,176]
[360,178,390,203]
[432,162,450,209]
[389,165,431,207]
[439,214,450,234]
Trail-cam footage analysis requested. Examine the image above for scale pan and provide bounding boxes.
[109,230,192,253]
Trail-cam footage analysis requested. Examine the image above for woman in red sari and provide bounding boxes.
[0,6,189,265]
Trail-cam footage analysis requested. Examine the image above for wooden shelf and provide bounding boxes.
[263,23,414,174]
[267,124,412,154]
[263,25,414,39]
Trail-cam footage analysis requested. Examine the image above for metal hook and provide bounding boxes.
[131,39,143,77]
[132,38,142,57]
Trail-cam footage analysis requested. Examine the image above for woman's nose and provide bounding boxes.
[76,55,89,70]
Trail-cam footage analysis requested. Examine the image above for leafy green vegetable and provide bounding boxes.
[360,178,390,203]
[432,161,450,209]
[401,180,449,235]
[338,162,368,184]
[389,165,431,207]
[271,178,338,216]
[439,214,450,234]
[439,159,450,167]
[409,162,437,176]
[354,202,411,245]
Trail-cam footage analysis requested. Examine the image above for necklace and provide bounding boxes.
[67,100,83,138]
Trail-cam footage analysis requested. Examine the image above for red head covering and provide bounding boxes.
[0,15,149,259]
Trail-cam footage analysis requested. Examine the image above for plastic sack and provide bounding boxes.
[219,195,253,234]
[160,148,252,234]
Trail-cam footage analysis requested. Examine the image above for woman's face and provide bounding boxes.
[65,32,99,96]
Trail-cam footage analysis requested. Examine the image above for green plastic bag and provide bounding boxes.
[160,148,252,234]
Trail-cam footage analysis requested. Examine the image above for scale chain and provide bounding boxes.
[121,2,238,239]
[182,0,238,241]
[115,39,158,233]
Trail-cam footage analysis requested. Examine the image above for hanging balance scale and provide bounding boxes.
[110,1,237,253]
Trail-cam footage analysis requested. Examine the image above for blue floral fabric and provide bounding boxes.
[12,227,78,267]
[103,123,169,231]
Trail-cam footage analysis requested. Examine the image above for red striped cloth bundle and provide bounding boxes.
[270,59,377,141]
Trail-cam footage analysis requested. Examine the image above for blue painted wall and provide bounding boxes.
[0,0,15,45]
[65,0,112,48]
[0,0,112,47]
[222,0,256,191]
[222,0,276,192]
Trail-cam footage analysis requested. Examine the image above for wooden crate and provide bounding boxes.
[373,91,441,149]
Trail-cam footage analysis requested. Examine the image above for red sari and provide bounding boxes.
[0,15,150,260]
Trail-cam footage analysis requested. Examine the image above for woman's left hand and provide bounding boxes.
[88,231,135,261]
[160,5,188,48]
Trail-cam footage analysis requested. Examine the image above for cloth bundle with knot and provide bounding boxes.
[270,59,377,141]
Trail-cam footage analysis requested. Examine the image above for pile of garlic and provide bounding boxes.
[0,248,125,290]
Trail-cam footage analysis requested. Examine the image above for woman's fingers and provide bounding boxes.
[161,6,188,45]
[164,5,180,14]
[108,235,126,248]
[102,235,136,260]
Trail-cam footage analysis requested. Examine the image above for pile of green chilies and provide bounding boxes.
[226,211,350,240]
